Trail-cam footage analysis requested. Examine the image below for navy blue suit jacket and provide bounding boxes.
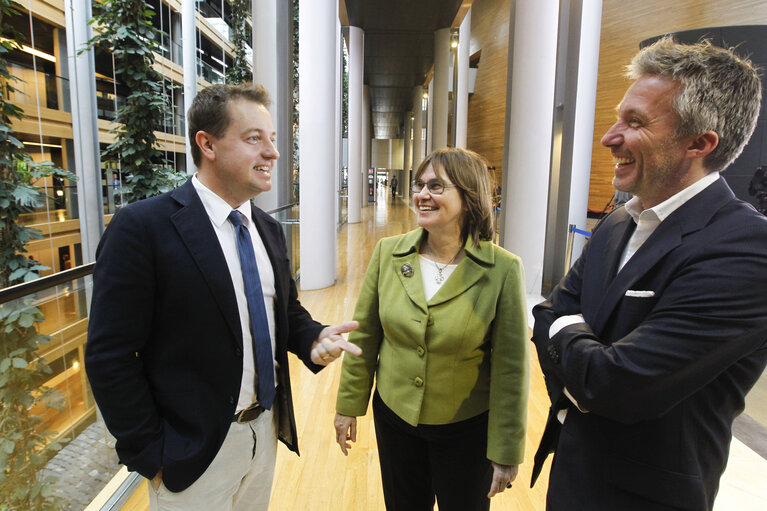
[85,179,324,492]
[531,178,767,510]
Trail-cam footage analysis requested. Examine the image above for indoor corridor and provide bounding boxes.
[119,192,767,511]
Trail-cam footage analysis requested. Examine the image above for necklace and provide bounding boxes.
[426,244,462,284]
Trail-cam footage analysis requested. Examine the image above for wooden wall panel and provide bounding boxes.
[466,0,510,183]
[589,0,767,211]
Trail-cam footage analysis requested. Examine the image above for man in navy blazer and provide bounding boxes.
[531,38,767,510]
[85,83,359,510]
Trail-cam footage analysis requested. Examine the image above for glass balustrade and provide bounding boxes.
[0,266,123,509]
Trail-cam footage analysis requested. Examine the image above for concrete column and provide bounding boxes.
[299,0,338,289]
[455,9,471,148]
[426,80,433,153]
[347,26,364,222]
[253,0,293,211]
[539,0,602,294]
[362,85,371,205]
[64,0,103,263]
[431,28,450,149]
[567,1,602,267]
[182,0,197,174]
[402,112,412,202]
[412,86,424,171]
[501,0,560,295]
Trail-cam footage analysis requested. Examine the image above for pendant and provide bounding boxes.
[435,269,445,284]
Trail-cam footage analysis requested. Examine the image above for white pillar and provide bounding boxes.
[182,0,197,174]
[347,26,364,222]
[362,85,371,205]
[65,0,103,262]
[403,112,413,202]
[455,10,471,148]
[253,0,292,211]
[502,0,560,295]
[432,28,450,150]
[299,0,337,289]
[426,80,434,153]
[412,86,424,171]
[568,1,602,262]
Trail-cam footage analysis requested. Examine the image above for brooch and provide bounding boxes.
[400,262,414,278]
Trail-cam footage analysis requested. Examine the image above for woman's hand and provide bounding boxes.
[334,413,357,455]
[487,462,518,498]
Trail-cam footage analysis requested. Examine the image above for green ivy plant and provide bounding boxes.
[225,0,251,84]
[87,0,181,203]
[1,1,69,509]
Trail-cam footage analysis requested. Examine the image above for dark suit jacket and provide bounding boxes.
[85,179,325,492]
[531,178,767,510]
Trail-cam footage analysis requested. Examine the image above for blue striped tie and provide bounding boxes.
[228,210,275,410]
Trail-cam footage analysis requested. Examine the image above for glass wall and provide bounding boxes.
[0,268,123,509]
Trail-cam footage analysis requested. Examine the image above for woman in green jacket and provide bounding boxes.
[334,147,529,511]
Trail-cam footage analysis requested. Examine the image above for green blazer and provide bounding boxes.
[336,228,529,465]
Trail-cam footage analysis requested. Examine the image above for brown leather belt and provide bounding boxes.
[233,403,265,423]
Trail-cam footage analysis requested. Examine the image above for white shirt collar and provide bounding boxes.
[624,171,720,224]
[192,174,252,227]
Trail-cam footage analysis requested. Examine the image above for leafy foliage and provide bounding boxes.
[87,0,181,203]
[291,0,299,201]
[1,2,68,509]
[225,0,251,84]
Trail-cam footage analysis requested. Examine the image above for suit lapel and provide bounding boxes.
[392,251,429,314]
[170,180,242,347]
[589,178,735,335]
[391,229,428,313]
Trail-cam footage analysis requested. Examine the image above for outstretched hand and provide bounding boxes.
[311,321,361,365]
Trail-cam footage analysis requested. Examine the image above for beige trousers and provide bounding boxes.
[148,409,278,511]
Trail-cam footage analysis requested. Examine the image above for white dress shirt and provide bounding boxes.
[192,175,277,412]
[549,172,720,422]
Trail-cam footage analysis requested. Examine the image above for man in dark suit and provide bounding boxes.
[85,83,360,510]
[531,37,767,510]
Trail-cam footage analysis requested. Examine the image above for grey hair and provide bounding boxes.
[626,36,762,172]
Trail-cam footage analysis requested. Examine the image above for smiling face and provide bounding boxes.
[601,75,694,208]
[413,163,464,239]
[196,99,279,207]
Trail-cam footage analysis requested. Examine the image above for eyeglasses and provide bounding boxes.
[412,180,458,195]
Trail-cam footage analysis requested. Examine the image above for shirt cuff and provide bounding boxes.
[549,314,585,339]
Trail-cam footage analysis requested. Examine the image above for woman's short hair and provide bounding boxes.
[414,147,495,246]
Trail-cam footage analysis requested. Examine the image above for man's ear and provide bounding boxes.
[686,130,718,159]
[195,131,216,161]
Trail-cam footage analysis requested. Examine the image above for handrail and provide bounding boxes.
[1,204,296,304]
[266,202,297,215]
[0,262,95,305]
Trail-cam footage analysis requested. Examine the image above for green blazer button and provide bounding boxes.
[414,377,424,387]
[417,346,425,356]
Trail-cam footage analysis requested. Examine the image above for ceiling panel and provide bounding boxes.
[345,0,464,139]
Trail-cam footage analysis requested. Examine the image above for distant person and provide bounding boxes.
[335,147,529,511]
[85,83,360,511]
[390,175,398,198]
[531,37,767,510]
